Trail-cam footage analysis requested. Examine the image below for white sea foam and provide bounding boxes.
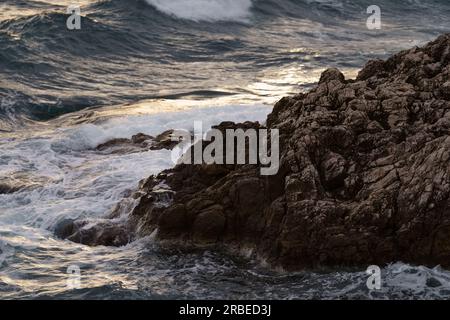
[145,0,253,22]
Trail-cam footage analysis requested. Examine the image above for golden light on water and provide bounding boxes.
[0,0,93,21]
[247,64,360,99]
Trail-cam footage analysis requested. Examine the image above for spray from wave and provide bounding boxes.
[145,0,253,22]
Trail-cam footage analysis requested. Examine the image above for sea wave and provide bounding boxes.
[0,0,448,125]
[1,0,450,300]
[144,0,253,22]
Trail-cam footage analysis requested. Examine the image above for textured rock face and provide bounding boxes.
[96,130,179,154]
[128,34,450,270]
[54,218,132,247]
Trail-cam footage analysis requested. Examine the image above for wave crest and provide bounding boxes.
[145,0,253,22]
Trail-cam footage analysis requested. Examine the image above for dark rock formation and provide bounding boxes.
[0,183,20,194]
[129,34,450,270]
[0,179,40,194]
[96,130,179,154]
[61,34,450,270]
[54,218,132,247]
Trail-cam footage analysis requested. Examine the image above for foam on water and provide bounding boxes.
[145,0,253,22]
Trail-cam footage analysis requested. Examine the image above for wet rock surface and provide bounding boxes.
[0,183,20,194]
[96,130,179,154]
[0,178,41,194]
[54,218,132,247]
[66,35,450,270]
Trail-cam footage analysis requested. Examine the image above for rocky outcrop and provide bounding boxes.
[0,180,41,194]
[96,130,178,154]
[0,183,20,194]
[127,34,450,270]
[59,34,450,271]
[54,218,132,247]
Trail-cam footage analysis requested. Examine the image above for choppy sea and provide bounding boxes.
[0,0,450,299]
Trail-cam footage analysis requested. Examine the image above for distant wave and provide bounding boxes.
[145,0,253,22]
[0,0,448,124]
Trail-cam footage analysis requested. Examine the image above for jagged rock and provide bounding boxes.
[95,130,178,154]
[0,183,19,194]
[151,130,179,150]
[0,180,40,194]
[319,68,345,84]
[54,218,131,247]
[131,133,153,144]
[67,34,450,271]
[96,138,134,152]
[356,59,385,81]
[442,81,450,99]
[54,218,77,239]
[426,277,442,288]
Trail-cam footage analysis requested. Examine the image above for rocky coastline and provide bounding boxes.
[58,34,450,271]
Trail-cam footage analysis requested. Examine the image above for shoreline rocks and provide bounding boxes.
[96,130,179,154]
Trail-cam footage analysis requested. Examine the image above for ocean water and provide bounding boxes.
[0,0,449,299]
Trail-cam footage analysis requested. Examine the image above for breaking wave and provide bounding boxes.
[145,0,253,22]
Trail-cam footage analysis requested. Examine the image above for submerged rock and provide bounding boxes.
[54,218,131,247]
[95,130,178,154]
[151,130,180,150]
[0,179,41,194]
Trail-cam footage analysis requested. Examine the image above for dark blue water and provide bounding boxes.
[1,0,450,299]
[1,0,448,123]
